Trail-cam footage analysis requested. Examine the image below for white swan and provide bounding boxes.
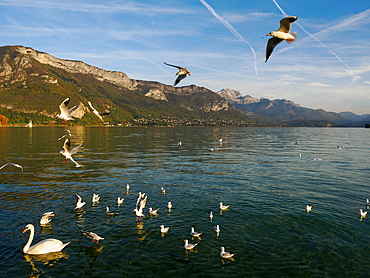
[23,224,70,255]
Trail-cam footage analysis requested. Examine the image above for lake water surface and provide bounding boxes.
[1,126,370,277]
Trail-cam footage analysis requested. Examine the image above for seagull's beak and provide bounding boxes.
[188,73,191,76]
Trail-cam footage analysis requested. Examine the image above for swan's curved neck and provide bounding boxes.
[23,225,34,253]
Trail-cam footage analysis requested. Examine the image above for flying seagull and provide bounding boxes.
[289,138,301,146]
[164,62,191,86]
[0,162,23,172]
[88,101,110,123]
[265,16,298,62]
[80,230,104,244]
[56,98,78,126]
[133,192,147,221]
[59,138,84,167]
[75,193,86,209]
[58,129,77,141]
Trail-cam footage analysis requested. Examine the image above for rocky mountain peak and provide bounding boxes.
[15,46,137,90]
[217,89,260,104]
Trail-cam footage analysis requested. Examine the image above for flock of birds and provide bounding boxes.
[19,184,235,260]
[289,139,368,220]
[2,96,237,260]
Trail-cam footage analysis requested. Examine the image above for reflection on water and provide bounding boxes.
[24,250,69,277]
[2,127,370,277]
[24,251,69,265]
[40,224,52,234]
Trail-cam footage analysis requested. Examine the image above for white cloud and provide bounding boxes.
[351,75,362,82]
[315,8,370,37]
[309,82,330,87]
[223,12,274,23]
[0,0,195,15]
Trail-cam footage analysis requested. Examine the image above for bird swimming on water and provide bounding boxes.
[265,16,298,62]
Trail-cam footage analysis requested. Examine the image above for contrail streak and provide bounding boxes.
[272,0,351,70]
[200,0,260,82]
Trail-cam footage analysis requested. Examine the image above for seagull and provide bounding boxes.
[306,158,323,164]
[80,230,104,244]
[161,187,166,194]
[133,192,147,221]
[167,201,172,210]
[336,144,345,150]
[219,202,230,210]
[359,209,367,217]
[183,239,198,250]
[0,162,23,172]
[106,207,115,216]
[367,199,370,206]
[92,193,100,203]
[306,205,312,212]
[126,184,130,191]
[164,62,191,86]
[265,16,298,62]
[178,141,182,146]
[289,138,301,146]
[160,225,169,233]
[214,225,220,233]
[58,129,77,141]
[149,207,159,215]
[208,211,213,221]
[190,227,202,238]
[219,246,236,259]
[88,101,110,123]
[59,138,84,167]
[219,138,223,143]
[117,197,124,205]
[56,98,78,126]
[40,212,54,225]
[75,193,85,209]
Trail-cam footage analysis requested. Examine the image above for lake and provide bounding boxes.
[1,126,370,277]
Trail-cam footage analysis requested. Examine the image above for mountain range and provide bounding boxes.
[217,89,369,127]
[0,45,368,127]
[0,45,249,126]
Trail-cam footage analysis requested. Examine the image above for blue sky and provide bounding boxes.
[1,0,369,114]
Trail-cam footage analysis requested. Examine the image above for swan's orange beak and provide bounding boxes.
[266,34,271,36]
[23,227,29,233]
